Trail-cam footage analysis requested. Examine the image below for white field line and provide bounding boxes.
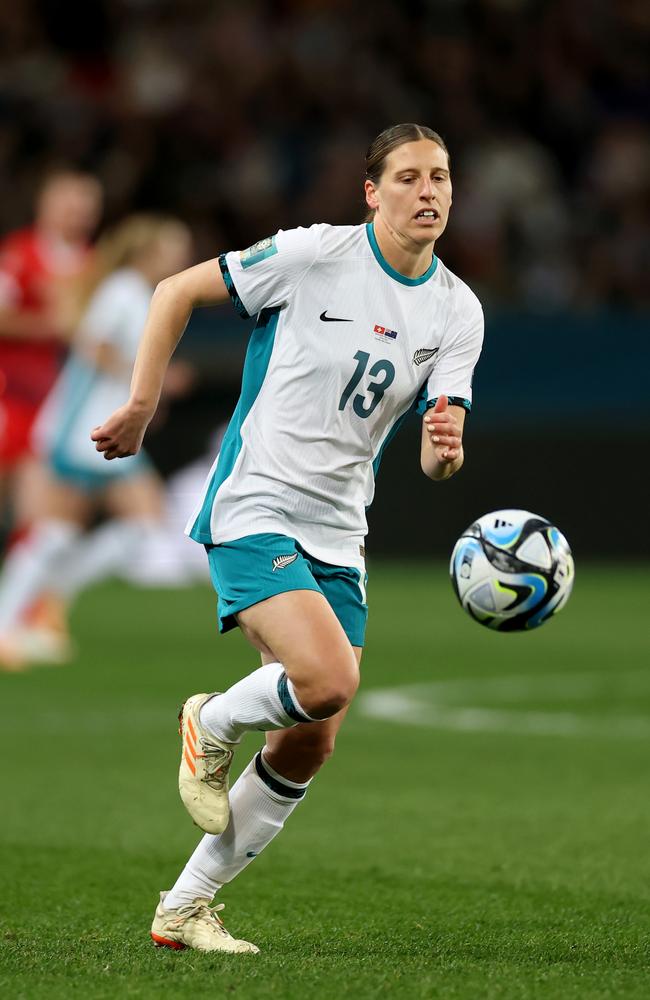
[357,670,650,739]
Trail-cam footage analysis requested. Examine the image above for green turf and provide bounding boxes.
[1,564,649,999]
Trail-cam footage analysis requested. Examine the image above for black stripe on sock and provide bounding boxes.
[254,752,307,800]
[277,671,312,723]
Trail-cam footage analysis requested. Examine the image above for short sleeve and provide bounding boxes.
[416,288,484,415]
[219,226,322,319]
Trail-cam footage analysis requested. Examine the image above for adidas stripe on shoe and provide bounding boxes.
[178,693,235,834]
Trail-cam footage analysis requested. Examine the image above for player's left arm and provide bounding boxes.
[420,395,466,481]
[420,285,483,481]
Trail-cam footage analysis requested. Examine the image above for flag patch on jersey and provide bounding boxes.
[272,553,299,572]
[373,324,398,340]
[413,347,439,366]
[240,236,278,269]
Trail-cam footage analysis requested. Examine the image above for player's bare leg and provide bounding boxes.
[159,641,359,952]
[178,590,359,833]
[0,475,90,669]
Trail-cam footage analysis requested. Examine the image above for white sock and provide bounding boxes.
[199,661,316,743]
[52,518,154,601]
[0,521,80,632]
[164,751,310,908]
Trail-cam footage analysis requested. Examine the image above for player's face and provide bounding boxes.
[365,140,452,246]
[37,176,103,243]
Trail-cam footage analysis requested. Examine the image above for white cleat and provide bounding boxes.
[178,693,235,834]
[150,891,259,954]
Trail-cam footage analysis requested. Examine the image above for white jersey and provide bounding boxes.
[33,268,152,474]
[187,223,483,568]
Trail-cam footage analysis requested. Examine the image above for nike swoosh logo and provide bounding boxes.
[320,311,353,323]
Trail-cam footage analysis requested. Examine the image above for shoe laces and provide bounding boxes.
[197,738,233,790]
[175,900,230,938]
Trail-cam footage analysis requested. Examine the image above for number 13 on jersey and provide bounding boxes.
[338,350,395,419]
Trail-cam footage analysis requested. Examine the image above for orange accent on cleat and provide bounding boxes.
[151,932,186,950]
[183,748,196,774]
[187,715,197,744]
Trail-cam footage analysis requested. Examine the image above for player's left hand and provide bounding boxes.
[423,395,462,463]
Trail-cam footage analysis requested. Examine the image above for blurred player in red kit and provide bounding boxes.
[0,169,103,532]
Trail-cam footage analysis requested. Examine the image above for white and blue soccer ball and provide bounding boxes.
[450,509,574,631]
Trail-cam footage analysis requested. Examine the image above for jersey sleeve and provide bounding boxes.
[416,288,484,415]
[219,226,322,319]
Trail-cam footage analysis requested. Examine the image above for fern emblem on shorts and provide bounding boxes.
[272,553,299,572]
[413,348,439,367]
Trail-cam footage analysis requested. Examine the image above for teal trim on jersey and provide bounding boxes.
[366,223,438,286]
[423,395,472,414]
[372,383,428,480]
[189,307,280,541]
[219,254,249,319]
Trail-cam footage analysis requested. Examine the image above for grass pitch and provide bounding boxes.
[1,563,649,999]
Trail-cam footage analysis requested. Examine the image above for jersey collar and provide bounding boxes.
[365,222,438,286]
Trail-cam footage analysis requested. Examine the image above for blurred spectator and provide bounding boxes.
[0,0,648,311]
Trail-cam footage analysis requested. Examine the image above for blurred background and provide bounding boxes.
[1,0,648,561]
[1,5,650,994]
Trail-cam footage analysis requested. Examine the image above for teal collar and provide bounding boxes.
[365,222,438,286]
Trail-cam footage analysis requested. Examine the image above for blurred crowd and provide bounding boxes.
[1,0,648,311]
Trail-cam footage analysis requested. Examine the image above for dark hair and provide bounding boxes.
[365,123,449,220]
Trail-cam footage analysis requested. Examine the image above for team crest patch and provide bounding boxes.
[240,236,278,269]
[413,347,439,366]
[272,553,299,572]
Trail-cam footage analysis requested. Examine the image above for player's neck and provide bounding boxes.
[371,217,435,280]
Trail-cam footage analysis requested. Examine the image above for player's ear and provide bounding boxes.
[364,179,379,211]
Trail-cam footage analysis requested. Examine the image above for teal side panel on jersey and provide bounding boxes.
[366,223,437,286]
[189,307,280,541]
[49,357,97,457]
[371,383,428,481]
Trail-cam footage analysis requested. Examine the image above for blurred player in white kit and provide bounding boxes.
[0,215,192,669]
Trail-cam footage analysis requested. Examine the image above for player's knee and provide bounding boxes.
[299,659,359,719]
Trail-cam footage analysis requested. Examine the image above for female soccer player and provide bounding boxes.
[92,124,484,954]
[0,171,102,536]
[0,215,191,668]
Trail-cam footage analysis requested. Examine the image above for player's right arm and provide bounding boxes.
[92,260,229,460]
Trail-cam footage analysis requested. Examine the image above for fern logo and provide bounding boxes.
[413,348,439,367]
[272,553,299,572]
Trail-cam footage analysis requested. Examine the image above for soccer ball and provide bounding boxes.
[450,509,574,631]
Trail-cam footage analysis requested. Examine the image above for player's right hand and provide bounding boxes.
[91,402,151,460]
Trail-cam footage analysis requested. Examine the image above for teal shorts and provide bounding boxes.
[205,533,368,648]
[48,449,151,493]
